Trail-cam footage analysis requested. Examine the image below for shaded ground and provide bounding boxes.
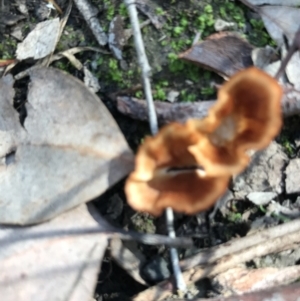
[1,0,300,300]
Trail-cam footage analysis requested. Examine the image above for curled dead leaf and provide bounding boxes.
[0,68,134,225]
[179,32,253,78]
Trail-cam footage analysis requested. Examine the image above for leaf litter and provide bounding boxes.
[0,204,109,301]
[0,68,134,225]
[3,0,300,300]
[16,18,60,60]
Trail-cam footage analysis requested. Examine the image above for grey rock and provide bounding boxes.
[295,136,300,148]
[247,192,277,205]
[214,18,235,32]
[233,142,288,199]
[252,46,277,69]
[142,256,170,283]
[167,90,179,103]
[254,247,300,269]
[248,216,279,235]
[285,158,300,194]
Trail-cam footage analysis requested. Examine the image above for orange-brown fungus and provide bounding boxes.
[125,67,282,216]
[188,67,282,176]
[125,123,231,216]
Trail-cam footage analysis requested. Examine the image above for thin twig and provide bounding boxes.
[73,0,107,46]
[124,0,158,134]
[115,91,300,124]
[0,225,193,248]
[275,26,300,80]
[166,208,187,292]
[41,0,73,67]
[47,0,63,14]
[180,218,300,270]
[133,225,300,301]
[171,282,300,301]
[125,0,186,293]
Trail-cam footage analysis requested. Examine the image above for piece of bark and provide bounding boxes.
[179,32,254,78]
[133,225,300,301]
[213,265,300,295]
[116,96,214,124]
[109,15,125,60]
[0,12,25,26]
[116,92,300,124]
[180,218,300,271]
[171,282,300,301]
[73,0,107,46]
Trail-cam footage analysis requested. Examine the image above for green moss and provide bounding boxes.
[181,90,197,102]
[201,86,215,96]
[131,214,156,234]
[217,0,246,28]
[53,0,277,107]
[135,91,143,98]
[155,7,165,15]
[248,19,276,47]
[53,60,71,72]
[227,212,242,223]
[56,26,86,51]
[279,136,296,157]
[0,37,17,59]
[118,3,128,17]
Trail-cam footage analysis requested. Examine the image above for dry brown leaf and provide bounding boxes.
[179,32,253,78]
[246,0,300,6]
[110,238,148,285]
[135,0,165,29]
[260,6,300,45]
[0,12,25,26]
[0,204,109,301]
[0,68,133,225]
[116,96,214,124]
[16,18,60,60]
[240,1,300,46]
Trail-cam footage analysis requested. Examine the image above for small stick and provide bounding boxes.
[0,226,193,248]
[166,208,187,293]
[171,282,300,301]
[180,218,300,270]
[124,0,158,134]
[125,0,186,294]
[46,0,63,14]
[73,0,107,46]
[275,26,300,80]
[133,227,300,301]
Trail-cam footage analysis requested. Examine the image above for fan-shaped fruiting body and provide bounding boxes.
[188,67,282,176]
[125,67,282,216]
[125,123,231,216]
